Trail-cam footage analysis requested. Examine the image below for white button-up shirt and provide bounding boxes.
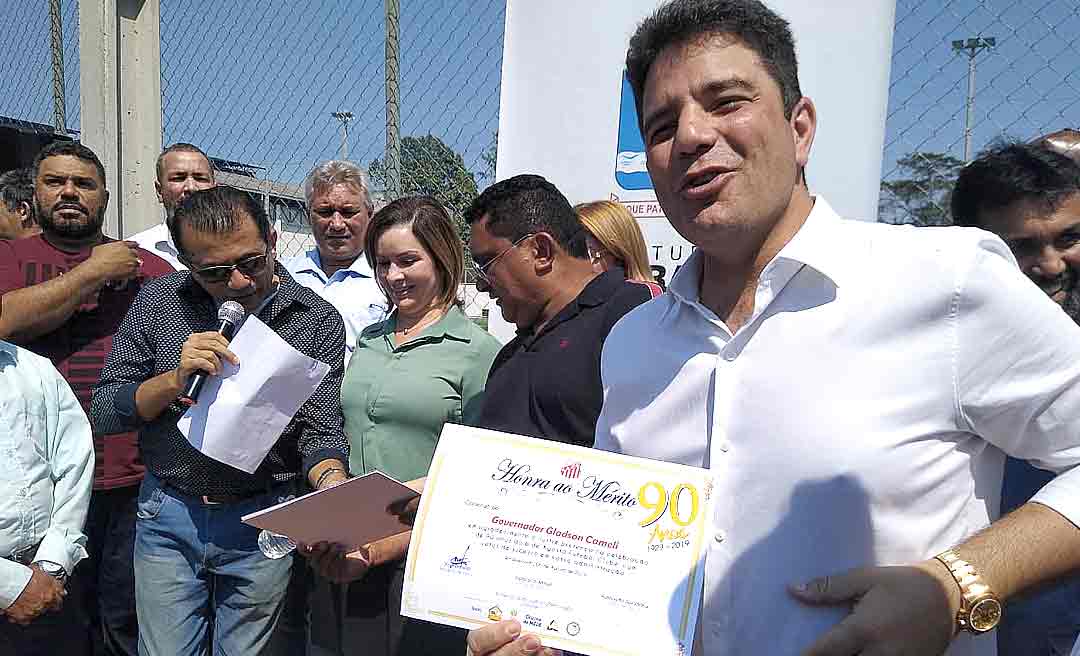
[284,249,388,359]
[128,221,185,271]
[595,197,1080,656]
[0,341,94,608]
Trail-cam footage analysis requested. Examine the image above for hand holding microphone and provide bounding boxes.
[176,301,246,405]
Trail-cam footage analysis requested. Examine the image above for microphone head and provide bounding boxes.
[218,300,246,326]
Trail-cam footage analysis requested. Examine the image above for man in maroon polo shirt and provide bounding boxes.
[0,140,172,656]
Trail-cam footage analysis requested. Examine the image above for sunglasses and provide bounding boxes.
[473,233,534,287]
[188,250,271,284]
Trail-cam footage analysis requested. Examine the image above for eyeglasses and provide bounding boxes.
[473,233,534,287]
[189,250,271,283]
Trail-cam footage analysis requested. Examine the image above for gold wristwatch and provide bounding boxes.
[934,549,1003,634]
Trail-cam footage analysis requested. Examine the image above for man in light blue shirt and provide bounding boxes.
[0,340,94,655]
[285,160,387,360]
[280,160,386,654]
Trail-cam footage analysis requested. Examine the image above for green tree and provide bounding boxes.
[878,151,964,226]
[370,134,480,272]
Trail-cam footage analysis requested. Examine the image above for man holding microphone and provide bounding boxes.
[91,185,350,656]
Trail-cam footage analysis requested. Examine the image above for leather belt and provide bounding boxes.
[159,478,283,506]
[199,492,258,505]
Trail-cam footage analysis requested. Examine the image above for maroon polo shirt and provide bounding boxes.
[0,234,174,490]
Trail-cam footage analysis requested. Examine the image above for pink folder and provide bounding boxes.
[241,471,419,551]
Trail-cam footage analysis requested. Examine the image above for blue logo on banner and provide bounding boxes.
[615,71,653,191]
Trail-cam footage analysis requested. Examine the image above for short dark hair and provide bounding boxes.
[626,0,803,127]
[170,186,272,257]
[465,174,587,259]
[951,141,1080,228]
[33,140,107,187]
[156,142,214,181]
[365,196,465,309]
[0,168,35,216]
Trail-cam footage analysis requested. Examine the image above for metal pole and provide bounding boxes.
[963,55,976,163]
[951,37,995,164]
[331,111,353,160]
[48,0,67,133]
[343,120,350,160]
[385,0,401,199]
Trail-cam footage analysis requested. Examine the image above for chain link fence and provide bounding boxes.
[2,1,1079,268]
[160,0,504,320]
[0,0,79,168]
[880,0,1080,225]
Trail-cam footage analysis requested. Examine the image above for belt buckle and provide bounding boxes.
[200,495,223,505]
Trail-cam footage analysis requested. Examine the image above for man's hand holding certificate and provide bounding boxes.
[402,425,714,656]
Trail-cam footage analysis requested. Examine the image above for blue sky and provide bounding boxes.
[1,0,1077,191]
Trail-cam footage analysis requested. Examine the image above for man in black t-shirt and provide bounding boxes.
[467,174,656,446]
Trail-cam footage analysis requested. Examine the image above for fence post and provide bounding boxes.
[48,0,66,134]
[385,0,401,200]
[78,0,163,238]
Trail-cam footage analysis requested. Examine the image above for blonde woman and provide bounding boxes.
[575,200,658,285]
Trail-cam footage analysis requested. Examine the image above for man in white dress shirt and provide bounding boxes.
[1,340,94,655]
[128,143,216,270]
[284,160,387,360]
[469,1,1080,655]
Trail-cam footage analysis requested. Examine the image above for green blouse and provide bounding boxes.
[341,306,502,481]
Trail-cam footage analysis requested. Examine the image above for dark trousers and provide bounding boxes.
[998,457,1080,655]
[0,573,91,656]
[321,560,465,656]
[77,485,139,656]
[276,552,313,656]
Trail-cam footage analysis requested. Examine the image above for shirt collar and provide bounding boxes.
[368,306,475,346]
[668,196,844,307]
[297,248,374,281]
[516,269,625,340]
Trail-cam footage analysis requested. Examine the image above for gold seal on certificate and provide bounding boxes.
[401,424,714,656]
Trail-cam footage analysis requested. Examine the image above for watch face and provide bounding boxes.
[968,598,1003,632]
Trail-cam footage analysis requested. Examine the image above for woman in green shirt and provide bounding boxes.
[332,195,501,655]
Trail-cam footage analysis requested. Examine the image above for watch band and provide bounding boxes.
[32,559,68,584]
[934,549,1002,633]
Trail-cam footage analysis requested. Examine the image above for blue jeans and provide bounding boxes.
[133,473,294,656]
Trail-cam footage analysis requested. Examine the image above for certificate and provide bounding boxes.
[401,424,714,656]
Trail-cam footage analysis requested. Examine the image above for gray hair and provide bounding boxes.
[303,160,374,214]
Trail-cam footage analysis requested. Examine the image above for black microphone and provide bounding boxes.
[179,301,246,405]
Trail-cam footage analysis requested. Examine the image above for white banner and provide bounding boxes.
[492,0,896,340]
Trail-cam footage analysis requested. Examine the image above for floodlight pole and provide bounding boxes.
[951,36,996,163]
[331,111,354,160]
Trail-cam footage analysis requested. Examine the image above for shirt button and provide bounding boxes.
[711,624,722,638]
[718,442,730,453]
[713,531,724,543]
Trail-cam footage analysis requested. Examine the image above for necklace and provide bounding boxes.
[398,307,445,337]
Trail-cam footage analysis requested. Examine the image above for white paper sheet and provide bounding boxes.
[177,316,331,473]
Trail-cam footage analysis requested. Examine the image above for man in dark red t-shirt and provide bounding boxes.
[0,141,172,656]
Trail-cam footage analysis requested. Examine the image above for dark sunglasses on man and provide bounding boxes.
[184,249,271,284]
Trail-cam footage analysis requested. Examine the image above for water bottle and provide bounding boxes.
[258,530,297,559]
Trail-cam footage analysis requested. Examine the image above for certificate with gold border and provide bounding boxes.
[401,424,713,656]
